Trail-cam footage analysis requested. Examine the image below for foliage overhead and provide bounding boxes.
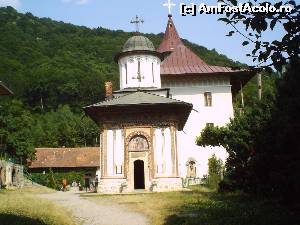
[218,0,300,71]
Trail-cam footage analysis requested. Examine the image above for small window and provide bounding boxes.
[204,92,212,107]
[157,164,163,174]
[116,165,123,174]
[125,63,128,84]
[206,123,214,127]
[152,62,155,83]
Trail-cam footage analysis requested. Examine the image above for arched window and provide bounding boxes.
[0,167,3,187]
[128,135,149,152]
[12,168,16,184]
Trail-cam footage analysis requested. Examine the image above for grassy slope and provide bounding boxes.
[0,187,75,225]
[85,186,299,225]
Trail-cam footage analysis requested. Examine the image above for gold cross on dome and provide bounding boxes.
[130,15,144,33]
[163,0,176,15]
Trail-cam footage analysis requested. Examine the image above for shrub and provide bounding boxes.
[30,169,87,190]
[207,154,223,190]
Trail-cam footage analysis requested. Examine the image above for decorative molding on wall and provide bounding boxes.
[161,75,231,88]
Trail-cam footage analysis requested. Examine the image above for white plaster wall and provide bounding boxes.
[119,55,161,89]
[106,130,114,176]
[163,81,233,178]
[154,129,163,174]
[164,128,172,176]
[115,129,124,168]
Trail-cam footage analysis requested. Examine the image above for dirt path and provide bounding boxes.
[38,191,149,225]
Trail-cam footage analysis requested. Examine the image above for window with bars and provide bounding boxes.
[204,92,212,107]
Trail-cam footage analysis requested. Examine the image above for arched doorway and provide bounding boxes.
[134,160,145,189]
[12,168,16,184]
[0,167,3,187]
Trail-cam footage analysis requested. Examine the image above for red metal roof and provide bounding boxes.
[28,147,100,169]
[160,44,241,75]
[158,15,183,53]
[158,16,247,76]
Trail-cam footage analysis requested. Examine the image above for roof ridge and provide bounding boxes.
[83,92,133,108]
[158,16,183,53]
[138,90,192,106]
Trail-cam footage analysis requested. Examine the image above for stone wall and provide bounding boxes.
[0,160,24,189]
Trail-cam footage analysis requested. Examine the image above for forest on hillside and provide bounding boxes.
[0,6,270,160]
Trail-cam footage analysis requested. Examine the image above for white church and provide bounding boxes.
[30,13,254,193]
[82,13,254,193]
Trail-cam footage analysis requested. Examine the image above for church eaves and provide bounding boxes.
[84,91,192,107]
[83,91,192,131]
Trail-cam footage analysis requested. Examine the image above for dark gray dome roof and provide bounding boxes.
[122,35,155,52]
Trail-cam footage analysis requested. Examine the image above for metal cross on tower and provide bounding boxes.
[163,0,176,15]
[130,15,144,33]
[132,60,145,83]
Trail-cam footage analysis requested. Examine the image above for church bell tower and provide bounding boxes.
[114,17,163,90]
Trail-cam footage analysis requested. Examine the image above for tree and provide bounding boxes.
[32,105,99,148]
[255,58,300,202]
[0,7,244,112]
[196,0,300,203]
[207,154,223,189]
[218,0,300,71]
[197,95,275,192]
[0,99,35,160]
[197,59,300,203]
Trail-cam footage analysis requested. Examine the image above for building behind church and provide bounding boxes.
[29,15,255,193]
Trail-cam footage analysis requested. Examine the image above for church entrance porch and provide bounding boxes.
[134,160,145,189]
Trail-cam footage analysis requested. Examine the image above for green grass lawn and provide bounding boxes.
[0,187,75,225]
[85,186,300,225]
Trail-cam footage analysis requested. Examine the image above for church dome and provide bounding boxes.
[122,35,155,52]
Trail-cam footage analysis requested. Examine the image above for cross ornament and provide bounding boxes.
[132,60,145,83]
[163,0,176,15]
[130,15,144,33]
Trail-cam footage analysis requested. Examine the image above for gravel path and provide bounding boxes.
[38,191,149,225]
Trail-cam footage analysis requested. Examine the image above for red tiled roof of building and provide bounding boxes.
[158,16,249,76]
[28,147,100,169]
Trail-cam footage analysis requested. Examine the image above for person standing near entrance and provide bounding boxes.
[62,178,67,192]
[84,176,90,192]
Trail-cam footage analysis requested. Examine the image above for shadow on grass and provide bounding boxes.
[163,189,300,225]
[0,214,46,225]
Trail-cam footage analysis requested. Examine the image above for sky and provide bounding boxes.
[0,0,294,66]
